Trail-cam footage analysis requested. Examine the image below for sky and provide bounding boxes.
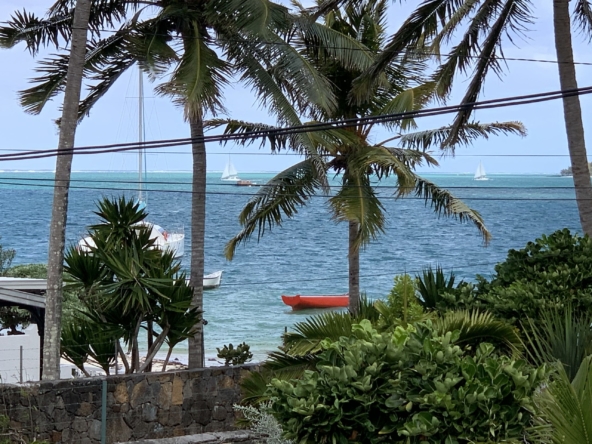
[0,1,591,174]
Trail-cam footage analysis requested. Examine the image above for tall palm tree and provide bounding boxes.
[361,0,592,236]
[219,0,525,313]
[0,0,93,380]
[0,0,359,367]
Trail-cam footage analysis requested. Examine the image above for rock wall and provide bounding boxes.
[0,365,258,443]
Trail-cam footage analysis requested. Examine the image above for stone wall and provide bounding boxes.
[0,365,259,443]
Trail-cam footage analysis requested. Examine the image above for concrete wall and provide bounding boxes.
[0,324,40,383]
[0,365,259,443]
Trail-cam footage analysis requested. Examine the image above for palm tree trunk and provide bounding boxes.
[188,116,206,369]
[42,0,91,380]
[348,221,360,314]
[553,0,592,235]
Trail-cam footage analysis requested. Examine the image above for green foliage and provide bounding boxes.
[416,265,459,310]
[523,305,592,382]
[234,403,294,444]
[3,263,46,278]
[62,196,201,374]
[217,342,253,366]
[268,320,546,444]
[535,356,592,444]
[479,229,592,322]
[375,274,424,328]
[0,236,15,275]
[0,307,30,335]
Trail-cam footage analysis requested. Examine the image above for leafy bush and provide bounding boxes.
[431,230,592,324]
[234,403,294,444]
[268,320,546,444]
[217,342,253,366]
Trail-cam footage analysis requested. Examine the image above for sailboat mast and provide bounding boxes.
[138,68,145,203]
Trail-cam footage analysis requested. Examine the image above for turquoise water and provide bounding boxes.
[0,172,581,362]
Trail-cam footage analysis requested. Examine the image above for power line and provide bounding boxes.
[1,85,592,162]
[0,179,584,201]
[0,175,581,190]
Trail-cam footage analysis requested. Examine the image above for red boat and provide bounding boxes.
[281,294,349,310]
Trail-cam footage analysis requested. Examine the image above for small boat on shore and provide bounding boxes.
[281,294,349,310]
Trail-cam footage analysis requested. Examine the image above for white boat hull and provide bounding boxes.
[203,270,223,289]
[78,222,185,258]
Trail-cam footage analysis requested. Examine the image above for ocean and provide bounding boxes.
[0,171,581,363]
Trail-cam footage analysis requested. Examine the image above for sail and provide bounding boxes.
[221,157,239,180]
[474,161,486,180]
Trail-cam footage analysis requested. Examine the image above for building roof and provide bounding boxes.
[0,278,46,309]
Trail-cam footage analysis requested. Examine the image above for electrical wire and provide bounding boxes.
[1,85,592,162]
[0,175,582,190]
[0,179,584,201]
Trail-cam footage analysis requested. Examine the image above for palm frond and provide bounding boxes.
[535,356,592,444]
[225,160,324,259]
[394,121,527,153]
[329,174,386,249]
[378,82,439,130]
[574,0,592,37]
[352,0,448,100]
[294,18,378,72]
[438,0,533,146]
[156,22,229,120]
[0,9,72,53]
[435,309,522,354]
[410,176,491,244]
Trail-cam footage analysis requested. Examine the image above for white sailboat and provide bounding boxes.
[474,161,488,181]
[79,68,185,258]
[221,157,240,181]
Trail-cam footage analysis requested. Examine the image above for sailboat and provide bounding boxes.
[474,161,488,181]
[221,157,240,181]
[79,68,185,258]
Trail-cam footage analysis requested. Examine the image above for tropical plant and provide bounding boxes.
[220,0,525,314]
[416,265,459,310]
[374,274,425,328]
[0,0,343,369]
[268,320,547,444]
[217,342,253,366]
[523,305,592,382]
[234,402,294,444]
[535,356,592,444]
[366,0,592,236]
[62,196,201,374]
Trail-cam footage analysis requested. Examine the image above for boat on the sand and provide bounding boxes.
[281,294,349,310]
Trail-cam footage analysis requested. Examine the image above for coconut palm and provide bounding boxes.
[0,0,93,379]
[361,0,592,236]
[0,0,357,367]
[220,0,525,313]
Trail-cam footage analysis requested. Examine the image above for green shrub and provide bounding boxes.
[217,342,253,366]
[268,320,546,444]
[477,229,592,323]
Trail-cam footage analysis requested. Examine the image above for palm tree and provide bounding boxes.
[220,0,525,313]
[0,0,92,380]
[363,0,592,236]
[0,0,357,367]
